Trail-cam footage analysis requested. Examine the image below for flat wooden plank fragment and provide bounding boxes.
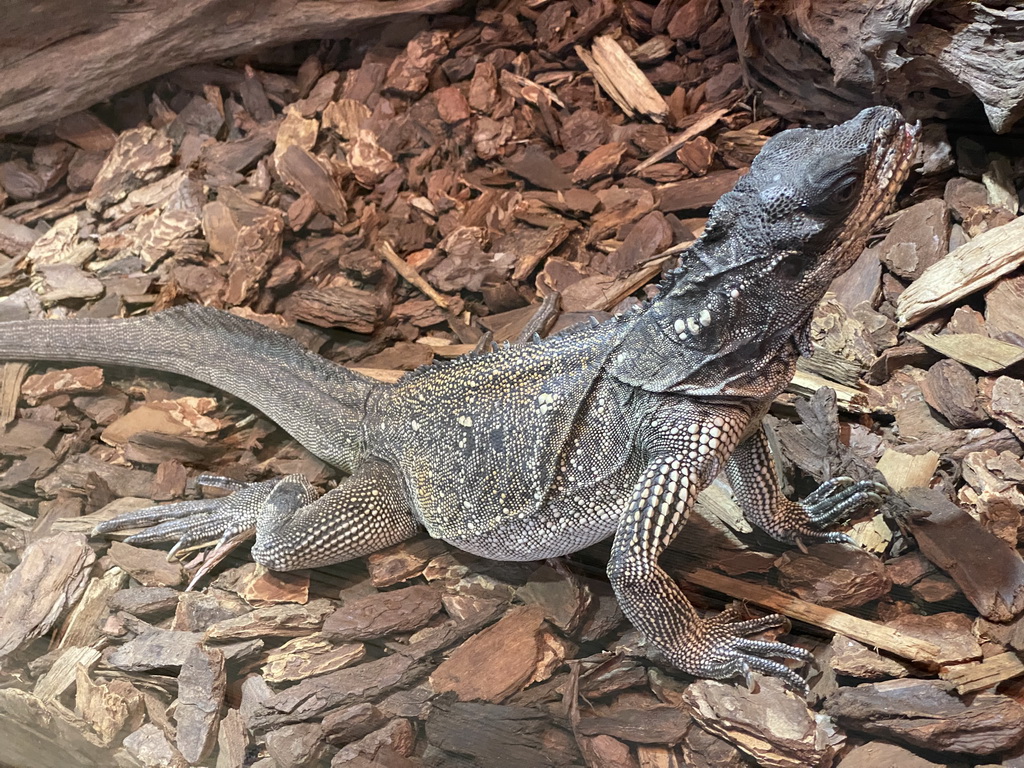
[910,331,1024,373]
[897,215,1024,325]
[941,651,1024,694]
[683,568,943,664]
[875,448,940,493]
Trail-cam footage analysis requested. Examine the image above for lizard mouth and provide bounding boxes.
[819,112,919,276]
[845,114,921,249]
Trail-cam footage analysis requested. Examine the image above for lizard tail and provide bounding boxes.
[0,305,376,472]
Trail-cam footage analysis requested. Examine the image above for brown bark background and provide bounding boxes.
[0,0,463,135]
[725,0,1024,133]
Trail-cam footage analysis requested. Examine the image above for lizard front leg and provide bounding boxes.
[725,424,886,545]
[608,403,812,690]
[96,459,419,572]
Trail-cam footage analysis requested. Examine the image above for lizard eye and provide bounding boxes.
[831,177,858,204]
[808,173,860,215]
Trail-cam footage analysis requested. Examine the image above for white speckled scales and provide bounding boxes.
[370,322,643,560]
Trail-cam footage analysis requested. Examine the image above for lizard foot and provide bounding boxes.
[678,605,813,692]
[93,474,314,558]
[768,477,888,546]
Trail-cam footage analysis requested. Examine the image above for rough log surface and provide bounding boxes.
[725,0,1024,133]
[0,0,463,135]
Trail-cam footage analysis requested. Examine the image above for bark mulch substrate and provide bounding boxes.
[3,2,1024,767]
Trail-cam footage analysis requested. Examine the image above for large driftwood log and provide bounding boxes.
[0,0,463,135]
[724,0,1024,133]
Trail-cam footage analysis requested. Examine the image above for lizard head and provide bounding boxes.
[700,106,920,290]
[610,107,918,396]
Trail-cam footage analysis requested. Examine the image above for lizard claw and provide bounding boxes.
[764,478,889,546]
[676,608,812,694]
[93,477,281,555]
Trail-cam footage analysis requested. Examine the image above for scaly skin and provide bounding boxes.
[0,107,918,690]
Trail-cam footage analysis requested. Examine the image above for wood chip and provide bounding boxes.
[910,331,1024,373]
[0,532,94,660]
[576,36,669,123]
[897,215,1024,325]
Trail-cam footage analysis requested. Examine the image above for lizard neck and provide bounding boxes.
[608,237,818,399]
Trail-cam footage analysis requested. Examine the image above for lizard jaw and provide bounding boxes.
[822,111,921,276]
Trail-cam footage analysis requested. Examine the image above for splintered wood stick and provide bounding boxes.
[940,651,1024,694]
[685,568,943,664]
[377,240,452,310]
[631,107,729,175]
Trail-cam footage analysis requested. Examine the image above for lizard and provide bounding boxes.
[0,106,918,690]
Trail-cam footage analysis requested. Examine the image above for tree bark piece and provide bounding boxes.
[0,0,463,135]
[903,487,1024,622]
[0,532,94,660]
[723,0,1024,133]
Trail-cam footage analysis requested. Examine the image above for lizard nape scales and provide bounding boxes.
[0,106,918,691]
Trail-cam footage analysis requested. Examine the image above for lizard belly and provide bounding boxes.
[438,481,629,561]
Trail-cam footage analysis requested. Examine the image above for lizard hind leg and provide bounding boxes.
[251,459,419,570]
[94,459,419,573]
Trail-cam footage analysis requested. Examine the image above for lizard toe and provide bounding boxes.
[93,498,222,535]
[689,636,810,693]
[94,479,281,552]
[804,479,887,526]
[674,608,812,692]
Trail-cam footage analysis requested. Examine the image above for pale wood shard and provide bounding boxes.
[875,449,940,493]
[322,99,372,140]
[941,651,1024,695]
[576,36,669,123]
[58,566,129,649]
[787,368,867,413]
[681,677,832,768]
[0,362,28,428]
[262,635,366,684]
[75,667,146,747]
[351,367,406,384]
[910,331,1024,373]
[897,215,1024,325]
[684,568,943,664]
[32,646,102,702]
[378,240,452,310]
[631,107,730,175]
